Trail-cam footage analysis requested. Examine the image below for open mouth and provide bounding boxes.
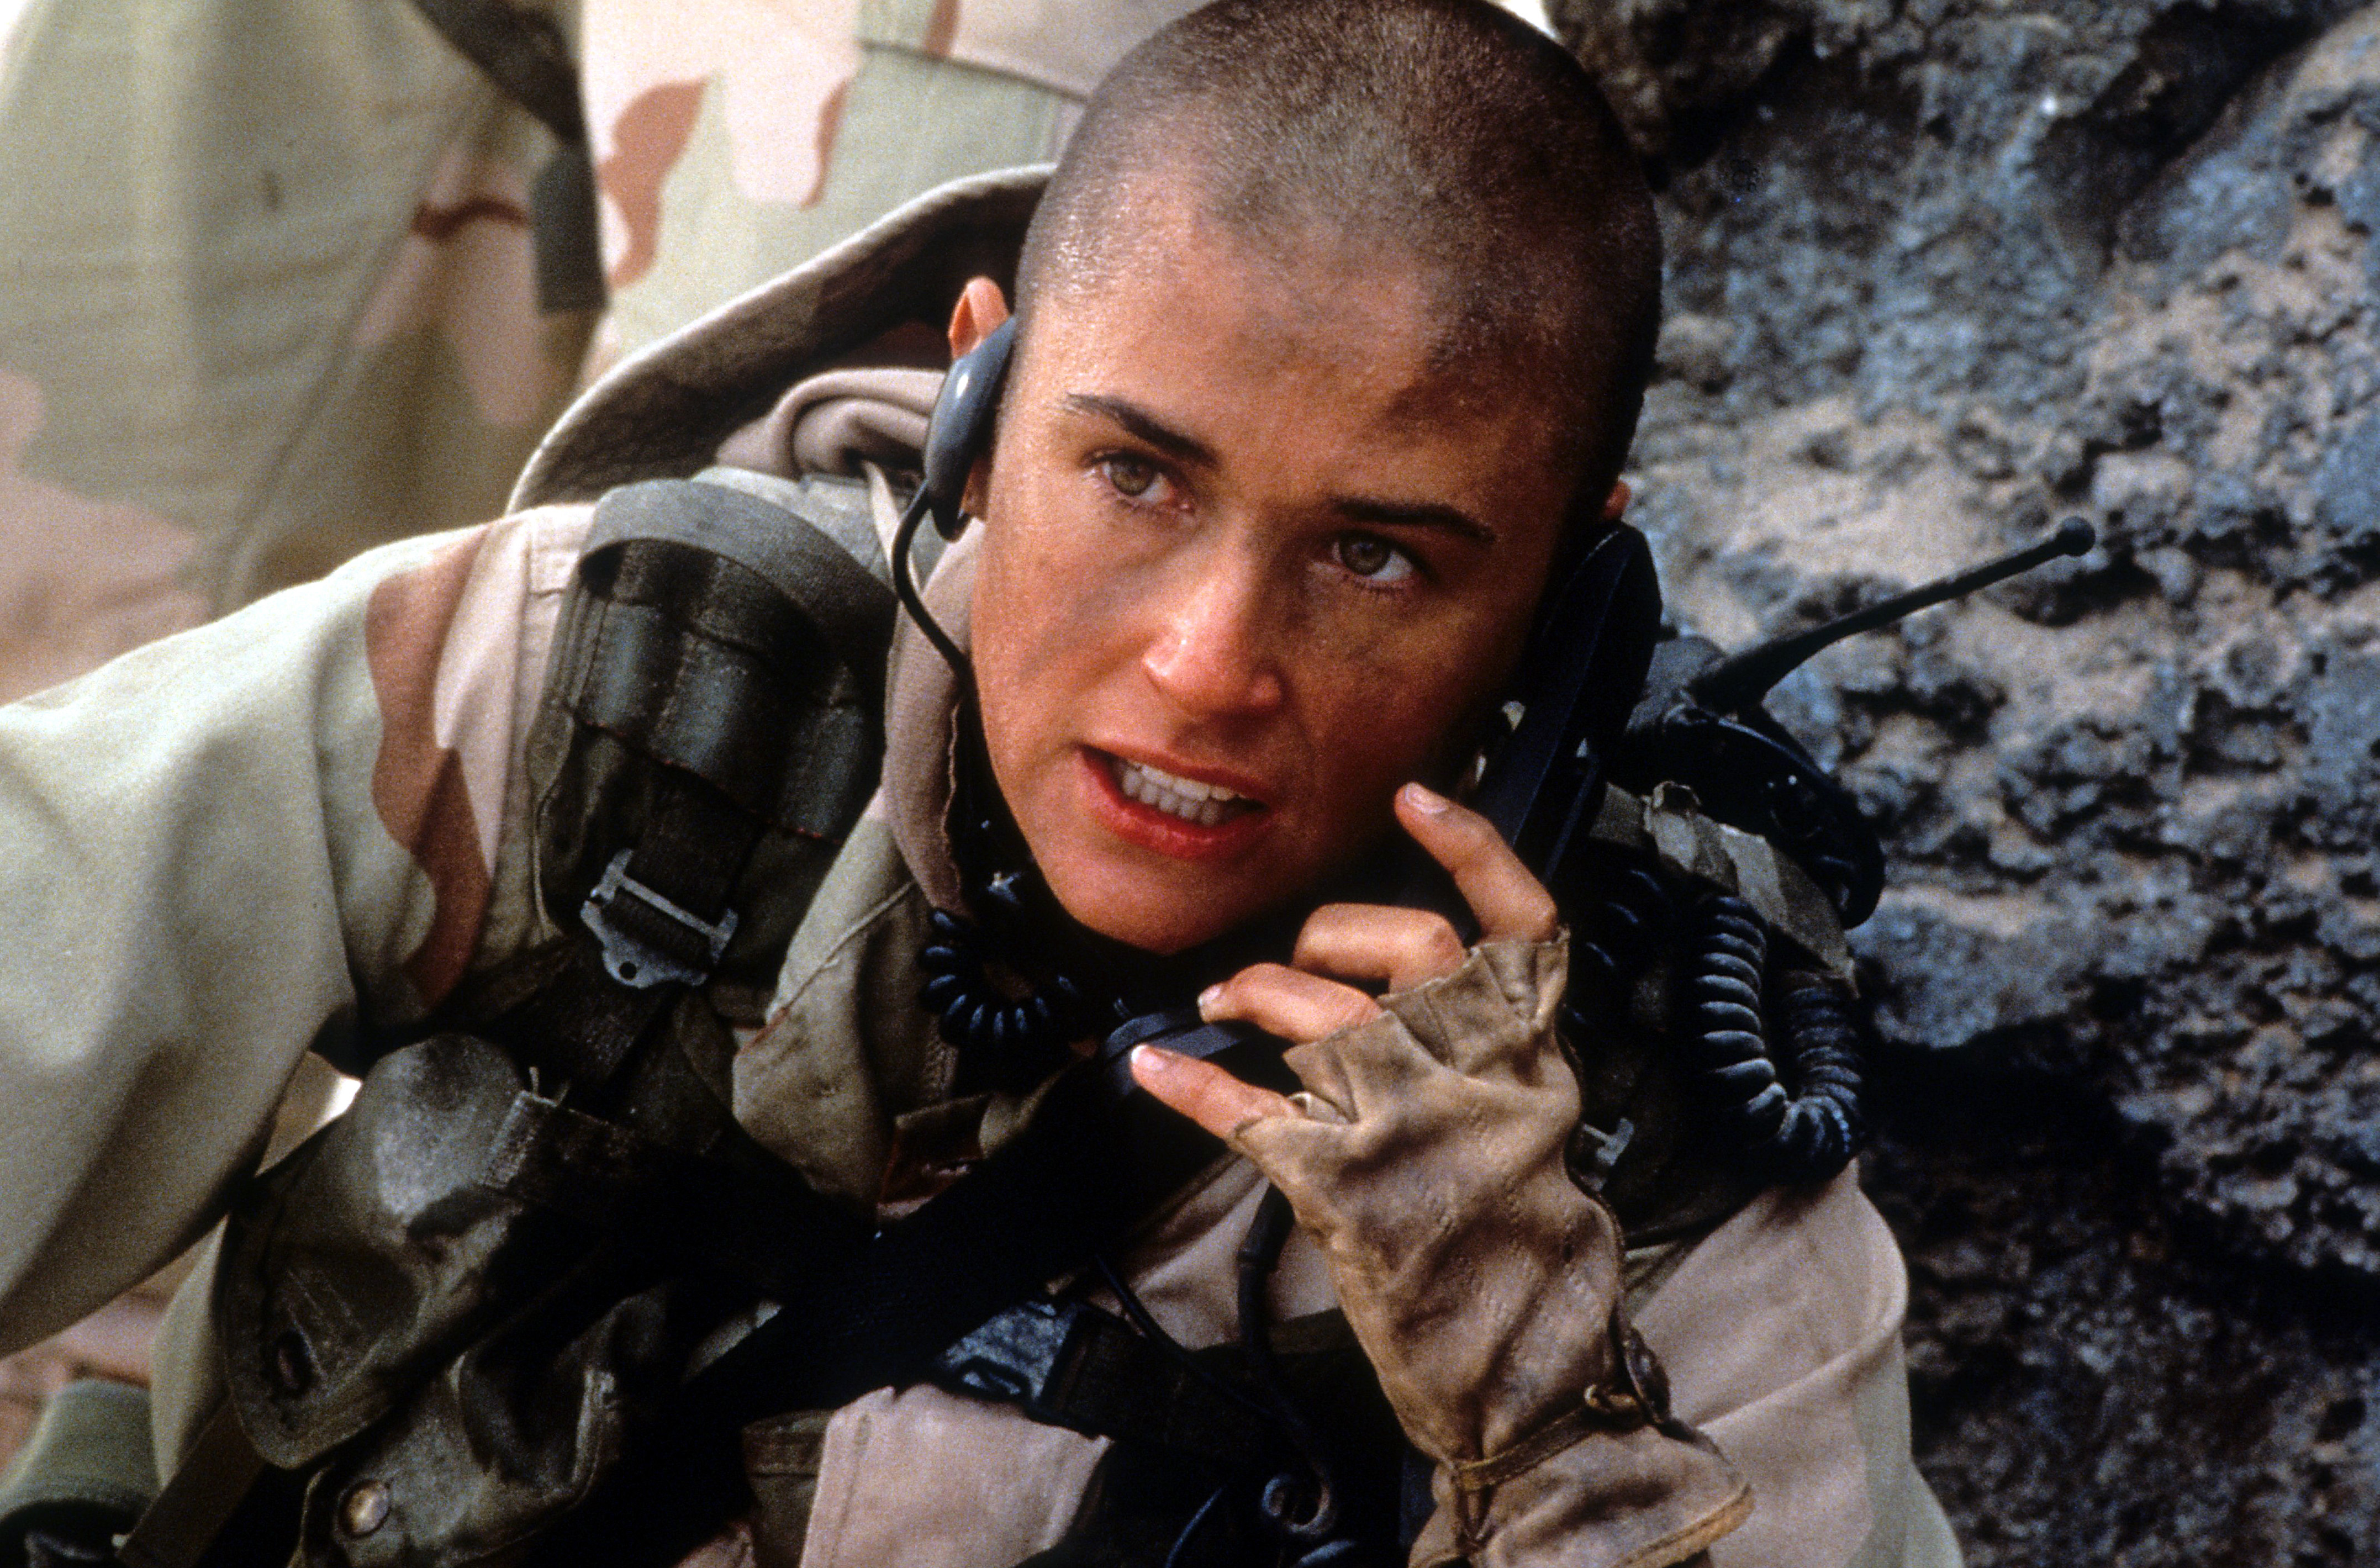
[1106,754,1266,830]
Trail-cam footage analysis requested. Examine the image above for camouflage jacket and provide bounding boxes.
[0,170,1959,1568]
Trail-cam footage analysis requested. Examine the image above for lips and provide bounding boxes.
[1080,747,1274,862]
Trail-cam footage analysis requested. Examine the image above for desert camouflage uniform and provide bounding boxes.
[0,0,1200,1454]
[0,167,1959,1568]
[0,0,1201,704]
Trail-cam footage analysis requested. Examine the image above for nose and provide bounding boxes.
[1139,547,1287,720]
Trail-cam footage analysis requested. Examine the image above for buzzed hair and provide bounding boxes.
[1014,0,1661,510]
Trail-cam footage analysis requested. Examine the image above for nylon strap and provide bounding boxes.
[116,1408,295,1568]
[1033,1307,1269,1467]
[515,1045,1299,1568]
[482,1091,864,1301]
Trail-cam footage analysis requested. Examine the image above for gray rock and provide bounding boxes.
[1554,0,2380,1560]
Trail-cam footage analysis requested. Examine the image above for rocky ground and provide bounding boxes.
[1549,0,2380,1559]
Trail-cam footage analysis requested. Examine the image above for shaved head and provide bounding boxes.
[1015,0,1661,510]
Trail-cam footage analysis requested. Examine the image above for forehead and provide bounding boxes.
[1016,186,1573,481]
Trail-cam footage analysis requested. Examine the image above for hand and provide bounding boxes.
[1128,780,1749,1568]
[1128,780,1557,1133]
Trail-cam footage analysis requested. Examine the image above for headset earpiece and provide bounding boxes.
[920,316,1019,542]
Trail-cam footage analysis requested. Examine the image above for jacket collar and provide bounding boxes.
[511,165,1050,510]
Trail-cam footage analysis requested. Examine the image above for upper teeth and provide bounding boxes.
[1116,758,1251,827]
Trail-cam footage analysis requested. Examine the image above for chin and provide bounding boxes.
[1043,858,1254,956]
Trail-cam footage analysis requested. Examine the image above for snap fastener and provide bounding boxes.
[340,1480,391,1537]
[1618,1321,1672,1423]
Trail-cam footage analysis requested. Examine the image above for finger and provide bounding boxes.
[1397,782,1559,942]
[1293,902,1469,991]
[1131,1044,1293,1138]
[1199,962,1382,1043]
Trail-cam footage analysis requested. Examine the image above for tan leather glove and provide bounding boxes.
[1228,935,1751,1568]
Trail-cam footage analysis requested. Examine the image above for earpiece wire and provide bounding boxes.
[892,484,972,678]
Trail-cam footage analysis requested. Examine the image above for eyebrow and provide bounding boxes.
[1334,497,1498,546]
[1061,390,1499,546]
[1061,393,1219,469]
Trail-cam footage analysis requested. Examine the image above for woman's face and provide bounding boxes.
[967,201,1584,954]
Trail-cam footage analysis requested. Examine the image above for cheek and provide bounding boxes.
[968,497,1135,784]
[1300,637,1504,804]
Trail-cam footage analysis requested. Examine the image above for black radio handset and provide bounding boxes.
[1433,524,1660,925]
[893,315,1019,674]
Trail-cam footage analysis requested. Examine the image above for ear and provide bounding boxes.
[948,276,1012,360]
[946,277,1014,519]
[1599,481,1630,523]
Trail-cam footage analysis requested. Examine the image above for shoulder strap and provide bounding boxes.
[517,1042,1299,1568]
[582,478,897,705]
[505,476,896,1091]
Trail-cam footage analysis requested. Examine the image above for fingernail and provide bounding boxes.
[1402,782,1450,814]
[1196,984,1224,1017]
[1131,1043,1171,1074]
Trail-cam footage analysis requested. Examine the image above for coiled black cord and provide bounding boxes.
[1675,892,1870,1184]
[1677,895,1791,1147]
[1570,864,1676,999]
[1763,973,1869,1180]
[918,878,1090,1091]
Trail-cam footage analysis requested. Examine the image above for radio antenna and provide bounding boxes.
[1686,519,2095,714]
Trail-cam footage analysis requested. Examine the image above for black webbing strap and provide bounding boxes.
[931,1297,1275,1469]
[116,1408,299,1568]
[516,1053,1293,1568]
[481,1091,866,1302]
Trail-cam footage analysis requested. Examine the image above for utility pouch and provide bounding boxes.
[287,1268,710,1568]
[181,477,898,1568]
[214,1034,583,1471]
[529,477,895,1009]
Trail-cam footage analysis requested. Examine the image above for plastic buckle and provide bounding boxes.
[928,1298,1089,1423]
[580,849,738,989]
[1574,1117,1635,1193]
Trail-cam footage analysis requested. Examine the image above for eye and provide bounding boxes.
[1099,453,1164,501]
[1333,533,1418,586]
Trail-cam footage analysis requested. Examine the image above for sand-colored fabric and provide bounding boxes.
[797,1384,1111,1568]
[516,167,1049,510]
[1637,1175,1964,1568]
[0,506,592,1360]
[0,0,593,697]
[717,368,946,481]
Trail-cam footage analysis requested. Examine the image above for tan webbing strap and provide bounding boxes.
[116,1405,268,1568]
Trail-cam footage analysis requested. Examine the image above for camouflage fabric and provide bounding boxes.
[0,0,1193,1461]
[0,0,594,700]
[0,0,1204,704]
